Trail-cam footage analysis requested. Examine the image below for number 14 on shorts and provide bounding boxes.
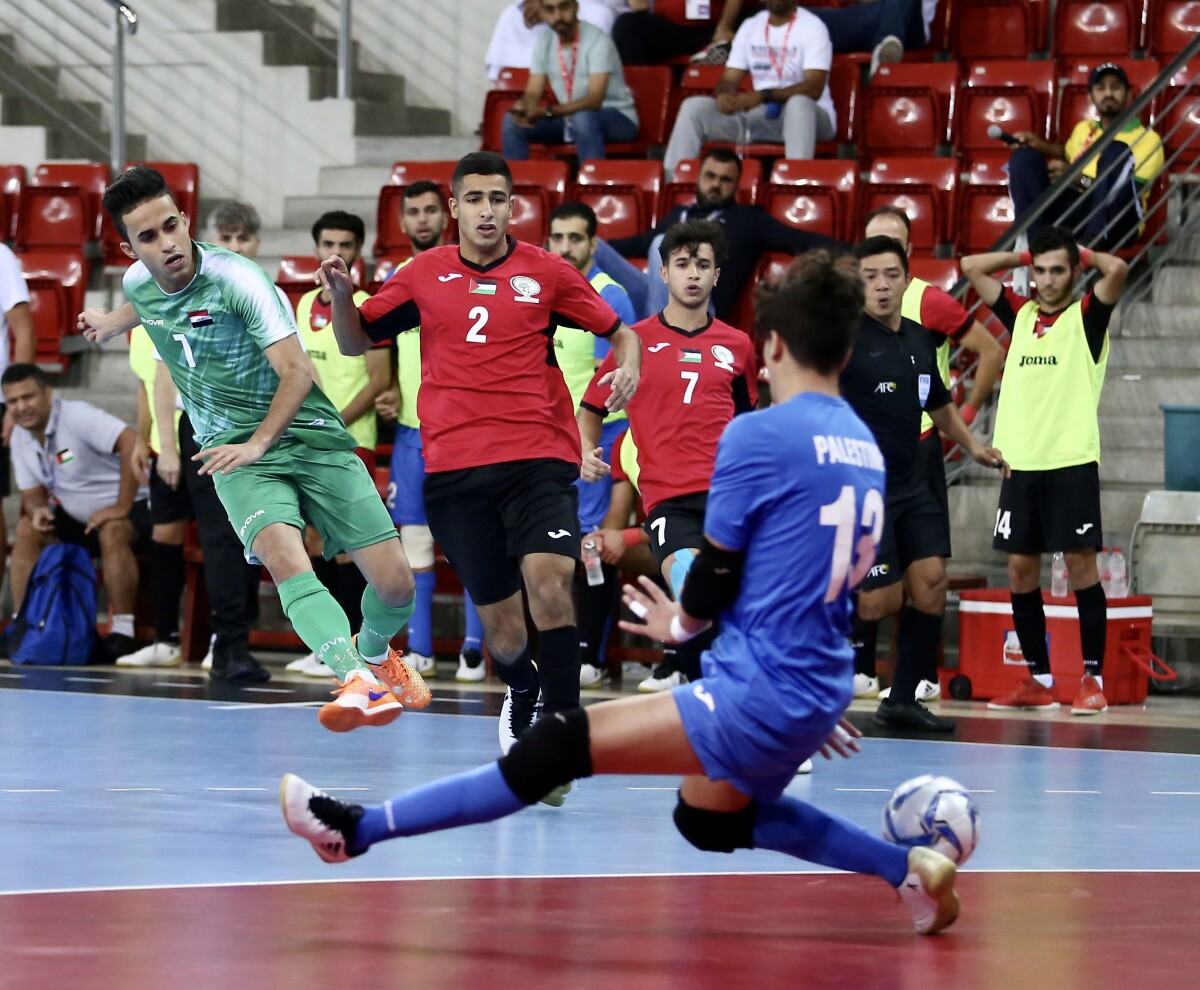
[994,509,1012,541]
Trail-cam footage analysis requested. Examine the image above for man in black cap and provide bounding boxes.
[1008,61,1164,250]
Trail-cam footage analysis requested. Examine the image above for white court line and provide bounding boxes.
[63,676,112,684]
[240,687,297,695]
[1045,789,1102,794]
[1151,791,1200,795]
[205,787,268,792]
[626,786,676,791]
[207,700,324,711]
[3,789,60,793]
[107,787,164,792]
[153,681,204,688]
[323,787,372,792]
[0,672,25,679]
[836,788,890,793]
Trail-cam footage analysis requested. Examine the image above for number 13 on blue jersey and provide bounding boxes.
[820,485,884,603]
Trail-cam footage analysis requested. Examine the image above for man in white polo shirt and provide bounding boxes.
[3,363,147,662]
[0,244,36,611]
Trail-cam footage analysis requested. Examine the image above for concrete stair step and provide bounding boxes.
[1108,338,1200,368]
[353,135,479,166]
[353,102,451,137]
[283,195,377,227]
[1149,265,1200,305]
[1097,370,1200,414]
[1098,413,1163,450]
[1111,303,1200,339]
[308,68,406,103]
[318,164,393,197]
[214,0,317,34]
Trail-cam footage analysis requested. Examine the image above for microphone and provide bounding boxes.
[987,125,1020,146]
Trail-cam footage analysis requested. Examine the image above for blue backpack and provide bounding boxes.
[10,544,98,666]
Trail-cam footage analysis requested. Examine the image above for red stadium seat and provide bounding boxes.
[964,152,1011,186]
[1148,1,1200,55]
[371,250,413,287]
[375,181,456,257]
[493,67,530,92]
[909,257,963,295]
[821,54,867,155]
[509,183,552,244]
[1,164,25,241]
[575,159,663,232]
[481,91,524,152]
[957,184,1016,252]
[276,255,366,312]
[16,248,88,321]
[15,185,91,249]
[653,0,718,25]
[961,62,1056,152]
[662,157,761,213]
[22,276,72,372]
[1156,84,1200,169]
[862,63,960,155]
[864,156,959,248]
[949,0,1037,60]
[1057,59,1162,134]
[763,159,857,241]
[1053,1,1139,66]
[31,162,110,240]
[510,160,571,207]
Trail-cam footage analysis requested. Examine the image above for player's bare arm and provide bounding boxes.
[1086,248,1129,305]
[959,251,1027,307]
[78,301,140,344]
[132,384,152,486]
[576,405,609,482]
[338,347,391,428]
[928,403,1005,471]
[86,428,140,533]
[598,323,641,411]
[318,256,373,356]
[153,360,182,488]
[194,334,313,476]
[957,322,1006,416]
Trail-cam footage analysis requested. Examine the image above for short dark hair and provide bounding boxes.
[853,235,909,276]
[403,179,445,204]
[311,210,365,247]
[209,201,261,237]
[451,151,512,197]
[754,251,864,374]
[102,165,177,241]
[700,147,744,179]
[549,200,598,239]
[863,205,912,238]
[1,363,50,390]
[1029,225,1081,268]
[660,218,728,266]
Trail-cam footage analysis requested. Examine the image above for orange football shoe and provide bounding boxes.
[318,674,404,732]
[367,645,433,709]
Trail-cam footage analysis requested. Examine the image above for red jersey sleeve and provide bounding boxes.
[919,284,974,340]
[552,255,622,338]
[610,429,629,483]
[359,259,420,342]
[580,351,618,415]
[989,286,1030,334]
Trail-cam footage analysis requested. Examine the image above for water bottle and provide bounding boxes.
[582,540,604,587]
[1051,552,1069,598]
[1097,548,1111,595]
[1108,548,1128,598]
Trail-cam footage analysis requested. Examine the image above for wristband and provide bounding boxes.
[669,614,702,643]
[544,107,554,120]
[760,88,776,104]
[622,527,642,547]
[960,404,978,427]
[1079,247,1093,269]
[1018,251,1032,267]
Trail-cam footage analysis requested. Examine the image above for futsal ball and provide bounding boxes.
[882,774,980,865]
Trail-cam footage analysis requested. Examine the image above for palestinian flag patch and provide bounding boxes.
[469,279,497,295]
[679,349,701,363]
[56,449,76,465]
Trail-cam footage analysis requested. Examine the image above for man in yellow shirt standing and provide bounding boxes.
[288,211,390,677]
[1009,62,1164,250]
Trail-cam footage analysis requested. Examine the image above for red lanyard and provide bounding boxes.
[764,14,796,84]
[557,36,579,102]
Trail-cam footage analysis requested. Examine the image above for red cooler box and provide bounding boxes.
[948,590,1175,704]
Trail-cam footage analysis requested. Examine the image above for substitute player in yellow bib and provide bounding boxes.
[961,226,1129,716]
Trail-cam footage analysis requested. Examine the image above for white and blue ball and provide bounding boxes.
[883,774,980,865]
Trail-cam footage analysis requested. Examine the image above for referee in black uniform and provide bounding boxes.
[842,237,1006,731]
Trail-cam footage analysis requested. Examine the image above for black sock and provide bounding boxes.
[1011,588,1051,676]
[537,624,581,714]
[1074,581,1107,675]
[334,561,368,631]
[890,606,942,704]
[575,563,617,667]
[150,541,184,643]
[492,642,539,694]
[675,624,716,682]
[851,615,878,677]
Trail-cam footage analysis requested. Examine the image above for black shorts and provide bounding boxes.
[861,474,952,592]
[148,453,194,526]
[992,462,1103,555]
[918,431,949,517]
[644,491,708,569]
[53,500,151,556]
[423,457,580,607]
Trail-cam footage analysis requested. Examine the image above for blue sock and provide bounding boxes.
[407,570,436,656]
[462,590,484,652]
[753,795,909,887]
[352,763,526,852]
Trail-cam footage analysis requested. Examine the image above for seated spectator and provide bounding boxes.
[485,0,630,83]
[1008,62,1164,251]
[0,243,37,599]
[503,0,639,162]
[663,0,836,174]
[209,201,297,323]
[803,0,934,75]
[3,364,147,662]
[613,0,748,67]
[592,147,843,322]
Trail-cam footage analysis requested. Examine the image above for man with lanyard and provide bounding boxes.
[961,227,1128,715]
[374,181,489,684]
[593,146,842,323]
[852,206,1006,702]
[547,200,637,689]
[503,0,639,162]
[663,0,837,175]
[579,219,755,694]
[842,236,1004,733]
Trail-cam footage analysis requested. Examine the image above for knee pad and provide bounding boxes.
[673,794,757,854]
[669,548,696,600]
[399,525,435,571]
[497,707,593,805]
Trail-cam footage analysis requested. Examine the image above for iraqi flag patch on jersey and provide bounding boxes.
[188,310,215,328]
[469,279,497,295]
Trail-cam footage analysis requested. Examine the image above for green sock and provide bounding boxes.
[278,571,368,682]
[357,584,416,662]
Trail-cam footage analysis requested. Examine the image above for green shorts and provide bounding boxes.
[212,440,396,560]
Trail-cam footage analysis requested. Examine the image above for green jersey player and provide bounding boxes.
[80,166,430,731]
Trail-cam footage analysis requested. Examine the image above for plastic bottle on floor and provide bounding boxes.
[1108,548,1128,598]
[1051,552,1069,598]
[1097,548,1111,595]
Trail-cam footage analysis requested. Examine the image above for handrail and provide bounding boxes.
[102,0,139,175]
[337,0,353,100]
